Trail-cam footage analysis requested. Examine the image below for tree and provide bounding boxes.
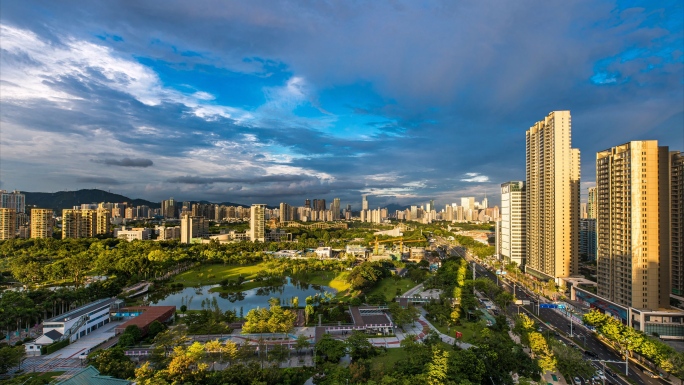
[268,344,290,367]
[315,334,346,364]
[388,302,420,329]
[222,340,238,365]
[295,334,311,354]
[0,345,24,374]
[494,291,514,311]
[305,304,314,325]
[346,331,377,360]
[147,320,166,339]
[118,333,136,348]
[425,347,449,385]
[88,347,136,379]
[205,339,223,361]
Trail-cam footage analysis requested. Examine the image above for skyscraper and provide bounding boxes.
[0,208,16,240]
[161,198,177,219]
[0,190,25,213]
[362,195,368,211]
[62,209,97,239]
[670,151,683,295]
[30,208,53,239]
[279,202,291,222]
[500,181,526,267]
[180,214,208,244]
[331,198,341,220]
[596,141,670,309]
[250,204,266,242]
[525,111,580,281]
[579,218,597,261]
[460,197,474,211]
[587,187,597,219]
[96,207,111,235]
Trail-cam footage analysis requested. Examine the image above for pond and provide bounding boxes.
[150,277,336,314]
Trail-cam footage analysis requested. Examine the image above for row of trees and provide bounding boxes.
[583,310,684,378]
[315,326,541,385]
[513,313,595,379]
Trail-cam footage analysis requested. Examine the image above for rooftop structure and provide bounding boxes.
[112,306,176,335]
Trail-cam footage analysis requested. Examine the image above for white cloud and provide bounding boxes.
[460,173,489,183]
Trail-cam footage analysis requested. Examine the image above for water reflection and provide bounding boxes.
[151,276,335,313]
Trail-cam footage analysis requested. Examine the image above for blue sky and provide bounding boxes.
[0,0,682,208]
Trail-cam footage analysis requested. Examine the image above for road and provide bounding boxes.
[463,254,668,385]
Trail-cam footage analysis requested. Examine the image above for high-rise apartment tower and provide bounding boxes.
[180,214,208,244]
[587,187,598,219]
[671,151,684,296]
[30,208,53,239]
[596,141,670,309]
[250,204,266,242]
[332,198,341,220]
[0,208,17,240]
[500,181,526,267]
[525,111,580,281]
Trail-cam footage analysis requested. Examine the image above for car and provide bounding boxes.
[573,377,582,385]
[584,350,598,358]
[605,368,615,377]
[643,370,659,378]
[596,370,606,380]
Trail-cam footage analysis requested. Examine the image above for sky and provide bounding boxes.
[0,0,682,209]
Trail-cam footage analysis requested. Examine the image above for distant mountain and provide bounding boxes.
[24,189,160,211]
[23,189,255,212]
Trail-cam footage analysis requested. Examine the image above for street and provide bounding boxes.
[465,254,669,385]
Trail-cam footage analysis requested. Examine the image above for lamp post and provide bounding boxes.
[620,338,629,376]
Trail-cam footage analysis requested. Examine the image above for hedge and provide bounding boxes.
[41,339,69,355]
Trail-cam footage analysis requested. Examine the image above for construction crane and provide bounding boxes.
[370,236,396,255]
[397,238,425,254]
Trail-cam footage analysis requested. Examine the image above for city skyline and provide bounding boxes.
[0,1,682,207]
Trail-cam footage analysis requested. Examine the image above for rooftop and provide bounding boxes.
[113,306,176,334]
[46,297,119,323]
[54,365,131,385]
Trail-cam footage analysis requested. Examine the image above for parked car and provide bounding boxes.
[573,377,582,385]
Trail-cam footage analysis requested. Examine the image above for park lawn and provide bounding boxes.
[431,319,480,343]
[172,263,266,286]
[372,346,406,367]
[371,341,453,368]
[293,270,351,295]
[366,277,417,302]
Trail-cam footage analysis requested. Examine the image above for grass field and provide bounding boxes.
[366,277,417,301]
[293,270,351,294]
[172,263,266,286]
[372,346,406,367]
[430,319,482,343]
[371,341,453,368]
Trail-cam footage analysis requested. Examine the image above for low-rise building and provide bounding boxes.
[26,298,121,355]
[314,247,332,258]
[114,227,152,241]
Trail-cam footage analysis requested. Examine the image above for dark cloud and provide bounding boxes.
[92,157,154,167]
[0,0,681,207]
[76,176,122,184]
[167,175,313,185]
